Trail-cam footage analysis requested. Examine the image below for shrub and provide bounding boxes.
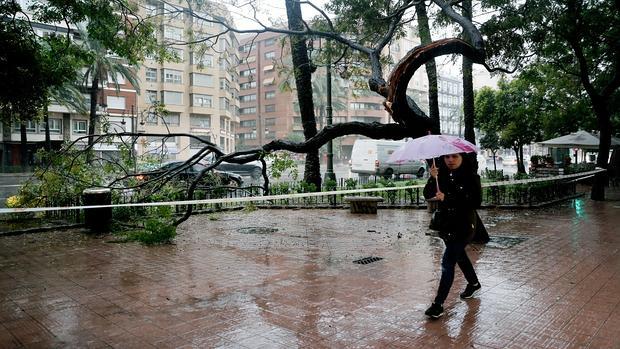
[344,178,358,190]
[123,206,176,245]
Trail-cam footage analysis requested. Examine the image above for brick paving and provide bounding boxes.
[0,189,619,348]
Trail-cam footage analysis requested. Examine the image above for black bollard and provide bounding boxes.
[82,188,112,233]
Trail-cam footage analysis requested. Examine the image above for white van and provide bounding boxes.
[350,139,427,178]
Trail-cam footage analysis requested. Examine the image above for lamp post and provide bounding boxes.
[324,56,336,182]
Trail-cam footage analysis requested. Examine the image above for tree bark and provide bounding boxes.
[461,0,475,145]
[285,0,321,190]
[88,76,99,146]
[415,1,439,133]
[19,121,27,170]
[44,104,51,152]
[591,99,612,200]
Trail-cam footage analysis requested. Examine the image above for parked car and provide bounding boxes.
[137,161,243,187]
[203,154,263,179]
[350,139,426,179]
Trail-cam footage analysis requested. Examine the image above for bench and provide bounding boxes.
[344,196,384,214]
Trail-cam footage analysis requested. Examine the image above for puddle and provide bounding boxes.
[485,235,527,249]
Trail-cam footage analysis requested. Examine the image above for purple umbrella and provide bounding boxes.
[388,134,479,163]
[388,134,478,192]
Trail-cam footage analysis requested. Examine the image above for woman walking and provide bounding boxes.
[423,153,482,319]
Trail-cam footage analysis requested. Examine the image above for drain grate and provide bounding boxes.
[237,227,278,234]
[353,256,384,265]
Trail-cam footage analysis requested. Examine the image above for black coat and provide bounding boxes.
[424,167,482,242]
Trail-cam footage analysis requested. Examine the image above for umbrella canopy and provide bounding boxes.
[538,130,620,150]
[388,134,479,163]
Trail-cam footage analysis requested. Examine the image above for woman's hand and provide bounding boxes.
[430,164,439,179]
[435,191,445,201]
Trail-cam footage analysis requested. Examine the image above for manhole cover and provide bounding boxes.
[486,236,527,249]
[237,227,278,234]
[353,256,384,265]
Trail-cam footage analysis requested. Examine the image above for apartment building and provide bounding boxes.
[0,19,138,168]
[136,2,240,160]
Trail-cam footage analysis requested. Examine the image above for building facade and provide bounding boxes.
[136,2,240,160]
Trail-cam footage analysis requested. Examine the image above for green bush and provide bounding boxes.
[123,206,176,245]
[344,178,358,190]
[323,179,337,191]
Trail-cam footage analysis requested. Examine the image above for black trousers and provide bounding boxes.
[434,240,479,305]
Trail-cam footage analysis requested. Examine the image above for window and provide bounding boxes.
[73,120,87,134]
[264,37,276,46]
[191,94,212,107]
[145,112,158,125]
[191,73,213,87]
[25,120,36,133]
[220,116,226,130]
[163,112,180,126]
[190,136,210,148]
[240,68,256,77]
[219,97,229,110]
[162,69,182,84]
[243,55,256,63]
[190,114,210,128]
[293,116,302,125]
[238,132,257,140]
[263,77,275,86]
[219,57,229,70]
[161,91,183,105]
[240,119,256,128]
[240,81,256,90]
[265,104,275,113]
[350,102,381,110]
[47,118,62,133]
[163,26,183,41]
[265,91,275,99]
[144,2,159,16]
[107,72,125,85]
[145,90,158,103]
[106,96,126,110]
[239,107,256,114]
[239,43,253,53]
[239,94,256,103]
[146,68,157,82]
[190,52,213,67]
[264,118,276,126]
[219,78,230,91]
[170,47,183,61]
[220,136,225,148]
[264,51,275,60]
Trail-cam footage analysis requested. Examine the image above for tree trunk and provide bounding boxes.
[44,104,51,152]
[591,101,612,201]
[517,146,526,174]
[285,0,321,190]
[415,1,439,132]
[19,121,28,170]
[461,0,475,145]
[88,76,99,146]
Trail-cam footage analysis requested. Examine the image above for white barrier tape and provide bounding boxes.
[0,168,605,214]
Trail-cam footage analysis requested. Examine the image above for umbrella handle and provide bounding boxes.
[433,158,440,193]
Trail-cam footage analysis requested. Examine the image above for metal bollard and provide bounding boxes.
[82,188,112,233]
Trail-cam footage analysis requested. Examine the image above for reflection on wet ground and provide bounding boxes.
[0,189,619,348]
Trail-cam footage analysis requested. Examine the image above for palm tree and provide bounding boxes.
[81,31,140,145]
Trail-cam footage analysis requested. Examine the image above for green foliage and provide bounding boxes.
[344,178,358,190]
[323,179,338,191]
[269,182,291,195]
[266,152,298,180]
[297,181,317,193]
[484,169,506,181]
[123,206,176,245]
[243,201,257,212]
[565,163,595,174]
[362,182,379,189]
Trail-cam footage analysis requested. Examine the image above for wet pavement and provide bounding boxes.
[1,190,620,348]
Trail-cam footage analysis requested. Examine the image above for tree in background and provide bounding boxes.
[481,0,620,200]
[479,132,500,171]
[475,77,544,174]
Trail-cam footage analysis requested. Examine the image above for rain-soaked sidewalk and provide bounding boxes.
[1,189,619,348]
